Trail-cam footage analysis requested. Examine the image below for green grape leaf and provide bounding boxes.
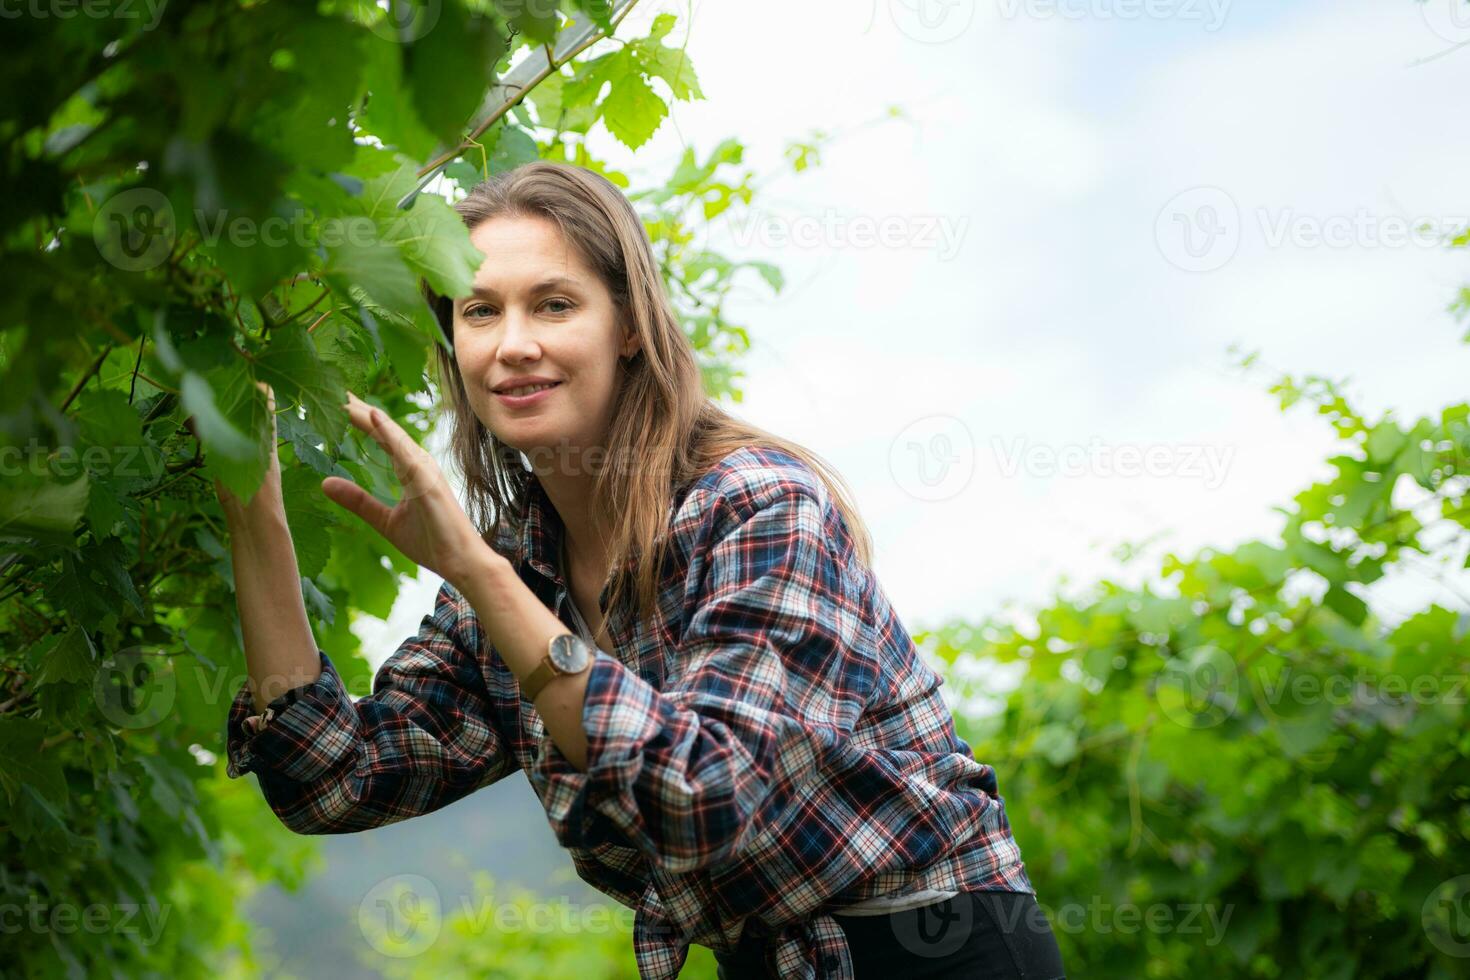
[35,627,97,687]
[254,323,351,446]
[0,474,89,546]
[358,163,486,298]
[601,71,667,151]
[406,0,508,145]
[0,719,67,806]
[1323,584,1368,626]
[194,365,273,504]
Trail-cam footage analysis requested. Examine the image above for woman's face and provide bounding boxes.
[451,214,640,469]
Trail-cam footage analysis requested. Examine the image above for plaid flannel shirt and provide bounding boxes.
[225,446,1034,978]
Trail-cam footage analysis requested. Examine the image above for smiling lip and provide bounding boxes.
[494,381,562,407]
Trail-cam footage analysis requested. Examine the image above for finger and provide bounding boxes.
[345,391,399,456]
[247,379,279,443]
[343,392,438,501]
[321,476,393,537]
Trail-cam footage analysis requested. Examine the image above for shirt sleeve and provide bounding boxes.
[225,579,516,834]
[529,482,878,873]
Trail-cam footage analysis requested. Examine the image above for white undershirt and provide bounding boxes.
[563,588,597,646]
[559,540,599,647]
[830,886,961,916]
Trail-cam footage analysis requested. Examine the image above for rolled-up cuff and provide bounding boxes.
[528,649,657,849]
[225,650,357,783]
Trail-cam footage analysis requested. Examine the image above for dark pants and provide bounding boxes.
[713,890,1067,979]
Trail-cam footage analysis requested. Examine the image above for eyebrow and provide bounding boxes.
[461,276,582,302]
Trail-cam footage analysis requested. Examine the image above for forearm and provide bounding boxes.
[457,547,591,771]
[226,505,322,714]
[527,638,826,871]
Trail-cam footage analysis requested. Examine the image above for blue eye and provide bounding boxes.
[464,300,571,318]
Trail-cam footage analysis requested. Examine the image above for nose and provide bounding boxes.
[496,304,540,364]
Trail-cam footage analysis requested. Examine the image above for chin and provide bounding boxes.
[492,421,568,457]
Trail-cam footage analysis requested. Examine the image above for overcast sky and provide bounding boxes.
[356,0,1470,676]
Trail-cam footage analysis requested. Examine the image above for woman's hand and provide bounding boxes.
[210,379,284,527]
[321,391,496,591]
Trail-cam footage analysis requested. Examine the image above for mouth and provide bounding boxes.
[493,381,563,405]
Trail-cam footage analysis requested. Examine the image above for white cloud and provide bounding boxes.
[356,0,1468,665]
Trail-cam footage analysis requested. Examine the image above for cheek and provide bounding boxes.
[452,334,493,375]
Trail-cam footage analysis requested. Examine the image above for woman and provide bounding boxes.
[221,160,1065,979]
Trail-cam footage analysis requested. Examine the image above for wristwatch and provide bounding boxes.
[522,632,594,701]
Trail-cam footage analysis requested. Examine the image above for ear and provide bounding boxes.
[619,316,642,361]
[620,337,641,361]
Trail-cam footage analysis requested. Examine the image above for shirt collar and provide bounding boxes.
[509,467,699,598]
[517,470,564,586]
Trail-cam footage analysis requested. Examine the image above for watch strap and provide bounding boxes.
[523,659,559,702]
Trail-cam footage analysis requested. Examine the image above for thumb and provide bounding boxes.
[321,476,393,537]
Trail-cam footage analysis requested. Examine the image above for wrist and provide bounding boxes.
[455,549,568,684]
[222,489,286,534]
[449,541,516,600]
[225,507,292,559]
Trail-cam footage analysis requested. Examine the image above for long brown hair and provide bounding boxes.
[423,159,874,627]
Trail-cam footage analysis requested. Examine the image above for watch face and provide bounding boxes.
[549,633,592,672]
